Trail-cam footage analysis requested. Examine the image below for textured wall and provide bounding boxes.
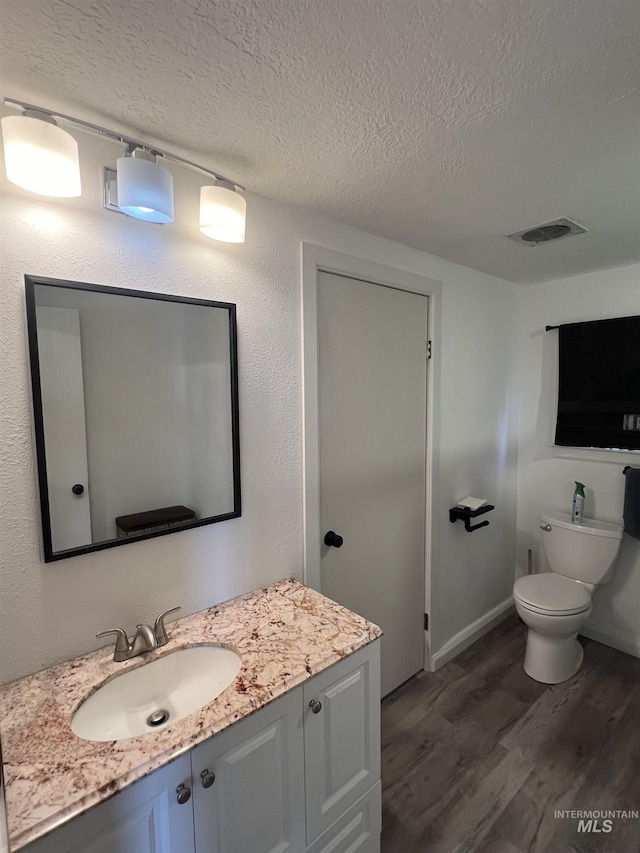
[516,263,640,656]
[0,172,306,681]
[0,134,520,682]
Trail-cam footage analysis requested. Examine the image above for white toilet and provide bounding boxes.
[513,511,623,684]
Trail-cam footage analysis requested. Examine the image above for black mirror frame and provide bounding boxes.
[25,274,241,562]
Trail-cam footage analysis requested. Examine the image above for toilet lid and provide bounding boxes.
[514,574,591,615]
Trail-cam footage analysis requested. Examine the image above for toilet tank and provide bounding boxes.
[540,512,623,585]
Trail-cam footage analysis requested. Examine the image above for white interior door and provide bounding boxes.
[317,271,427,697]
[36,305,92,552]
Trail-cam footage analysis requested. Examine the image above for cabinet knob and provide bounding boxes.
[176,783,192,804]
[200,768,216,788]
[71,483,84,496]
[309,699,322,714]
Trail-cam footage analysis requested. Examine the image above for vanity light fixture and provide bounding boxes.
[1,110,81,197]
[2,97,246,242]
[200,180,246,243]
[116,145,174,224]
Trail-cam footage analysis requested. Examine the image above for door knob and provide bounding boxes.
[324,531,343,548]
[72,483,85,496]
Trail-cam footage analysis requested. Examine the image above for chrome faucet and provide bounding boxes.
[97,607,181,662]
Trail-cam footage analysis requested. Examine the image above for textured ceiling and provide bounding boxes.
[1,0,638,283]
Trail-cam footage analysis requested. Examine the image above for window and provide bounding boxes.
[555,315,640,451]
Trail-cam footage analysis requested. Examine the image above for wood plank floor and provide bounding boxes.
[380,614,640,853]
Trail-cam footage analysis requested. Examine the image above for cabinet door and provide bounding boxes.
[303,641,381,843]
[192,687,305,853]
[26,754,195,853]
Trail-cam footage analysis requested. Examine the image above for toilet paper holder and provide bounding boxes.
[449,503,495,532]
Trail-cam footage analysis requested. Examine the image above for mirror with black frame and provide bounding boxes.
[25,275,241,562]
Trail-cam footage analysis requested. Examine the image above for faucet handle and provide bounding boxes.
[96,628,130,657]
[154,607,181,646]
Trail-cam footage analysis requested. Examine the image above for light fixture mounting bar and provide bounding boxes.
[3,97,245,191]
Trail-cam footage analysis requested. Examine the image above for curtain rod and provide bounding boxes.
[546,314,640,332]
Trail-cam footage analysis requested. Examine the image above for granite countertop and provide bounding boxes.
[0,579,382,852]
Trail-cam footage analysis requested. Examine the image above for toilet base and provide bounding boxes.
[523,629,584,684]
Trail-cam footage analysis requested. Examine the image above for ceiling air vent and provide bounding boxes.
[507,217,588,247]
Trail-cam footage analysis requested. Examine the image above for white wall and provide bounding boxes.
[0,130,520,683]
[516,263,640,657]
[433,270,520,653]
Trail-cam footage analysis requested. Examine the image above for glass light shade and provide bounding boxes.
[1,114,81,197]
[116,156,174,223]
[199,184,246,243]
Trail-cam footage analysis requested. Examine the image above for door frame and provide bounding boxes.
[301,243,442,671]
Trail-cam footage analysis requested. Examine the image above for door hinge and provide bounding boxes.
[424,613,429,630]
[427,340,432,360]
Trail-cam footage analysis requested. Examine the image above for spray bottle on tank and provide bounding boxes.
[572,481,585,523]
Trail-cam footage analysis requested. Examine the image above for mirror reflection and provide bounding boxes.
[26,276,241,561]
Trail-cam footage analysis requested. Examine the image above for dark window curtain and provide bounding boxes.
[555,315,640,451]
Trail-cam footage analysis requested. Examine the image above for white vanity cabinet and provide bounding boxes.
[23,640,380,853]
[26,753,195,853]
[192,642,381,853]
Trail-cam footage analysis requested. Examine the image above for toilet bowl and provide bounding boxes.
[514,512,622,684]
[514,574,592,683]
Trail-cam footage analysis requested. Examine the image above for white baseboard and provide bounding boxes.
[430,596,515,670]
[580,622,640,659]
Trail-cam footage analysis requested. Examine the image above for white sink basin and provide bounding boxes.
[71,646,242,741]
